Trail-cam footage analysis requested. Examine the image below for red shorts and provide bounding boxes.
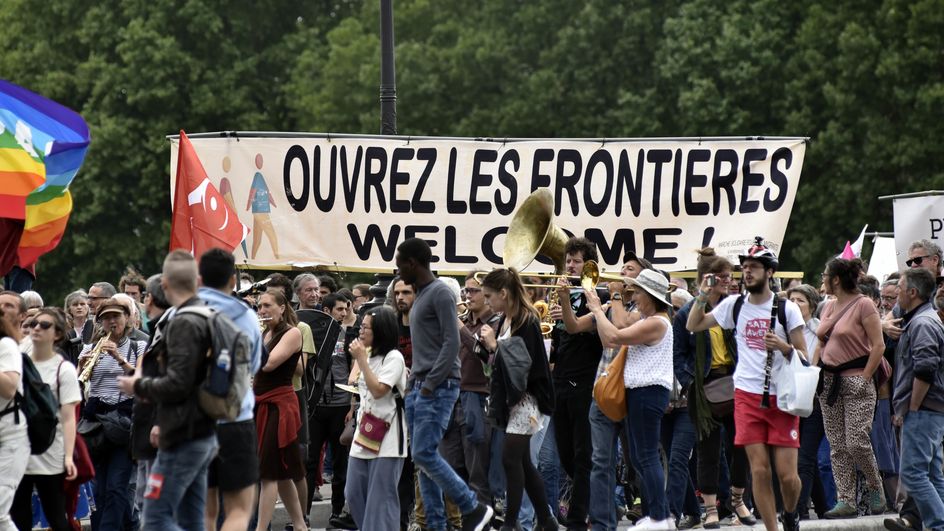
[733,389,800,448]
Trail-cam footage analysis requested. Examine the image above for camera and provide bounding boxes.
[706,274,717,288]
[236,277,272,297]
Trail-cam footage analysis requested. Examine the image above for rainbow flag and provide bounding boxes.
[0,80,90,268]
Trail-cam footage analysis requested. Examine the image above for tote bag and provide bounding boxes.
[773,352,820,417]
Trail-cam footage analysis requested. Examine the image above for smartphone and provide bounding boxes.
[706,274,717,287]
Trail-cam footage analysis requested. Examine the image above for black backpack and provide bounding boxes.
[0,353,59,455]
[177,307,252,421]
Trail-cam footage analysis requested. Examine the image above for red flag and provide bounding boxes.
[170,131,249,256]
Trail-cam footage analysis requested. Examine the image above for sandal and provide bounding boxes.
[704,504,720,530]
[731,489,757,526]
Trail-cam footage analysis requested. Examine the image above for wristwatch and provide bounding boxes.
[611,293,622,301]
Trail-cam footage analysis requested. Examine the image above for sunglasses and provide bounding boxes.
[25,320,54,331]
[906,255,932,267]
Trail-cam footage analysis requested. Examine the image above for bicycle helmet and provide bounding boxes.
[738,236,779,270]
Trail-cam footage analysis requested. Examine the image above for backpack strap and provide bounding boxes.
[0,394,22,423]
[128,339,139,364]
[0,353,29,424]
[778,299,792,346]
[56,359,64,403]
[393,385,405,455]
[378,351,406,455]
[732,294,746,328]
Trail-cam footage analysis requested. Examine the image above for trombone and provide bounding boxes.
[474,260,627,291]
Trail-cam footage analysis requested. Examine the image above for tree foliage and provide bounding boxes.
[2,0,942,303]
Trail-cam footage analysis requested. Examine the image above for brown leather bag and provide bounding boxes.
[593,346,628,421]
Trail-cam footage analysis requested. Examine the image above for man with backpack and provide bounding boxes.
[686,238,809,531]
[198,248,263,531]
[118,250,218,531]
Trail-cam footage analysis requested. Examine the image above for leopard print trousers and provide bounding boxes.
[819,374,883,503]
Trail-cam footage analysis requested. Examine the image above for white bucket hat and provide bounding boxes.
[625,269,671,304]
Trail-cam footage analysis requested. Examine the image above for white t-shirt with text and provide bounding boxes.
[713,293,804,395]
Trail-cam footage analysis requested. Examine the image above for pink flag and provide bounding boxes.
[840,241,855,260]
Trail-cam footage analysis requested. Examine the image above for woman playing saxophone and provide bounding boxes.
[77,298,148,531]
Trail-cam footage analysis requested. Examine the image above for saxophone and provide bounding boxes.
[537,280,561,337]
[78,331,112,385]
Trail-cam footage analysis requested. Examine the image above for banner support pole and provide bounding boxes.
[364,0,399,315]
[380,0,397,136]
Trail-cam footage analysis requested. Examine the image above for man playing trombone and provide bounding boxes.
[544,237,604,530]
[556,250,650,529]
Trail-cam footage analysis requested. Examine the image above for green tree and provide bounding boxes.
[1,0,354,304]
[3,0,943,304]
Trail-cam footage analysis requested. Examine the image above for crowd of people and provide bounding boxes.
[0,234,942,531]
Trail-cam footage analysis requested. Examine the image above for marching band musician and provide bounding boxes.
[78,298,148,531]
[458,272,501,505]
[546,237,604,529]
[686,239,808,531]
[557,250,647,529]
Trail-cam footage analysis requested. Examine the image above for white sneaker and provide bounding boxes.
[633,517,677,531]
[657,518,678,530]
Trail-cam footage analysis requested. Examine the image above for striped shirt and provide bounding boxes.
[80,336,147,404]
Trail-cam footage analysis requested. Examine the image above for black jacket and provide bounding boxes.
[488,316,555,427]
[134,297,214,449]
[130,311,166,460]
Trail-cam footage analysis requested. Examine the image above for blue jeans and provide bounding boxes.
[405,380,478,530]
[490,430,507,501]
[538,418,561,514]
[91,446,135,531]
[589,401,623,530]
[900,410,944,531]
[626,386,670,521]
[817,437,837,508]
[661,407,699,519]
[142,434,218,531]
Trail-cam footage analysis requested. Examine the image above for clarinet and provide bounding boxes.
[760,297,780,409]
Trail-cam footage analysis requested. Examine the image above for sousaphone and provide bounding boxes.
[503,189,568,273]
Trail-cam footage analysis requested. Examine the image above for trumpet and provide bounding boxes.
[258,316,272,332]
[78,331,112,385]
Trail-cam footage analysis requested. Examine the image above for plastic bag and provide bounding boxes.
[773,352,820,417]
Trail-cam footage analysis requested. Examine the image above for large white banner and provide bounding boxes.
[169,134,807,273]
[893,194,944,270]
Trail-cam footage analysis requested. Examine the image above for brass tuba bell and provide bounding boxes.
[502,189,568,273]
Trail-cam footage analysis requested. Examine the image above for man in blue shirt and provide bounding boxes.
[198,248,263,531]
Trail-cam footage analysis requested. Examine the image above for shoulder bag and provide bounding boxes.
[593,346,628,422]
[703,374,734,417]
